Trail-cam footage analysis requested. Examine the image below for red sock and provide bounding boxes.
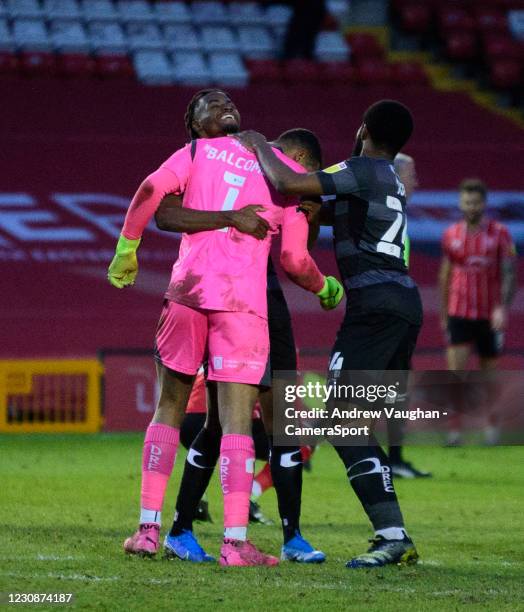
[253,462,273,496]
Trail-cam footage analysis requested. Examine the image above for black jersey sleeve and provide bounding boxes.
[317,158,369,197]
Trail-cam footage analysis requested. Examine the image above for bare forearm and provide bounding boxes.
[253,140,306,195]
[439,260,451,315]
[501,259,517,306]
[155,206,233,234]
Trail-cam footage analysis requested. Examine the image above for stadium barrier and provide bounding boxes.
[0,359,103,433]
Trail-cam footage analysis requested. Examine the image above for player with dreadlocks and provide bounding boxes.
[107,89,343,566]
[152,90,326,564]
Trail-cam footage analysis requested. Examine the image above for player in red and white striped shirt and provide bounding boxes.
[439,179,517,444]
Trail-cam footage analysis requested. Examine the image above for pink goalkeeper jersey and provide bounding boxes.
[121,136,324,319]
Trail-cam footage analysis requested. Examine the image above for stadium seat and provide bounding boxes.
[13,19,51,51]
[438,6,476,32]
[444,30,478,61]
[88,22,127,54]
[201,26,239,53]
[317,60,356,83]
[390,61,428,85]
[0,18,13,50]
[209,51,248,86]
[127,23,165,51]
[228,2,266,26]
[56,52,95,76]
[282,59,321,82]
[116,0,155,24]
[19,50,56,74]
[191,1,228,25]
[315,30,350,62]
[81,0,117,22]
[264,4,293,28]
[95,52,134,77]
[133,49,174,85]
[398,3,433,34]
[0,50,18,73]
[483,33,523,60]
[245,58,283,82]
[7,0,43,19]
[508,10,524,40]
[164,24,202,52]
[345,32,384,61]
[153,1,191,25]
[354,58,391,84]
[237,26,275,59]
[43,0,82,21]
[172,50,212,85]
[488,57,522,88]
[474,7,508,34]
[50,20,90,53]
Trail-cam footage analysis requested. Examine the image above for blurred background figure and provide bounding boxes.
[388,153,431,479]
[439,180,517,446]
[282,0,326,59]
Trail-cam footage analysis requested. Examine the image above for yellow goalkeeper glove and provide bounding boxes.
[316,276,344,310]
[107,234,141,288]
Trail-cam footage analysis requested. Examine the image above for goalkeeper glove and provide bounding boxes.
[107,234,141,288]
[316,276,344,310]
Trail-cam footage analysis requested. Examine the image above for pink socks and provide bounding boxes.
[140,423,180,525]
[220,434,255,539]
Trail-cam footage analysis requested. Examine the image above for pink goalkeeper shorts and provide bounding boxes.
[154,300,270,386]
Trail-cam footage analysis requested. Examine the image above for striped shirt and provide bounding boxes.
[442,219,516,320]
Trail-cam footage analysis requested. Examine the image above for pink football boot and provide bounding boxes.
[123,523,160,556]
[219,539,279,567]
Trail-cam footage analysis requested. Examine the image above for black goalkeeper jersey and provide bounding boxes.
[318,156,422,325]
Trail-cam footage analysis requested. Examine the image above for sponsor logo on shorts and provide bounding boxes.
[213,356,223,370]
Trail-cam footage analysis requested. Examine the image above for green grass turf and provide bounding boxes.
[1,435,523,611]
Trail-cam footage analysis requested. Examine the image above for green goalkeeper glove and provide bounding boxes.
[107,235,141,288]
[316,276,344,310]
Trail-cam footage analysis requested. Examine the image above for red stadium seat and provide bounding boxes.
[346,33,384,61]
[354,59,391,85]
[399,3,433,34]
[19,52,56,76]
[245,59,283,82]
[445,30,478,60]
[317,61,356,83]
[474,7,508,34]
[483,34,523,60]
[0,51,19,74]
[95,54,134,78]
[57,54,95,77]
[489,57,522,87]
[390,61,429,86]
[438,6,476,32]
[282,59,321,82]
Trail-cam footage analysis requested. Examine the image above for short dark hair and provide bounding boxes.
[459,178,487,200]
[363,100,414,157]
[184,88,228,139]
[276,128,323,168]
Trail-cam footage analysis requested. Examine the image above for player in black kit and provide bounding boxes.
[236,100,422,568]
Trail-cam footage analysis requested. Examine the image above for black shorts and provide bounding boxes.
[180,413,270,461]
[447,316,503,358]
[330,311,420,372]
[267,288,297,373]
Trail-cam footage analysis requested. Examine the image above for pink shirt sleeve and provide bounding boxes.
[280,205,325,294]
[122,144,193,240]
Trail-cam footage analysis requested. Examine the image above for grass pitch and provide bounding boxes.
[1,434,523,611]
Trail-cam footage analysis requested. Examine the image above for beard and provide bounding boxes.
[352,136,363,156]
[222,121,240,134]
